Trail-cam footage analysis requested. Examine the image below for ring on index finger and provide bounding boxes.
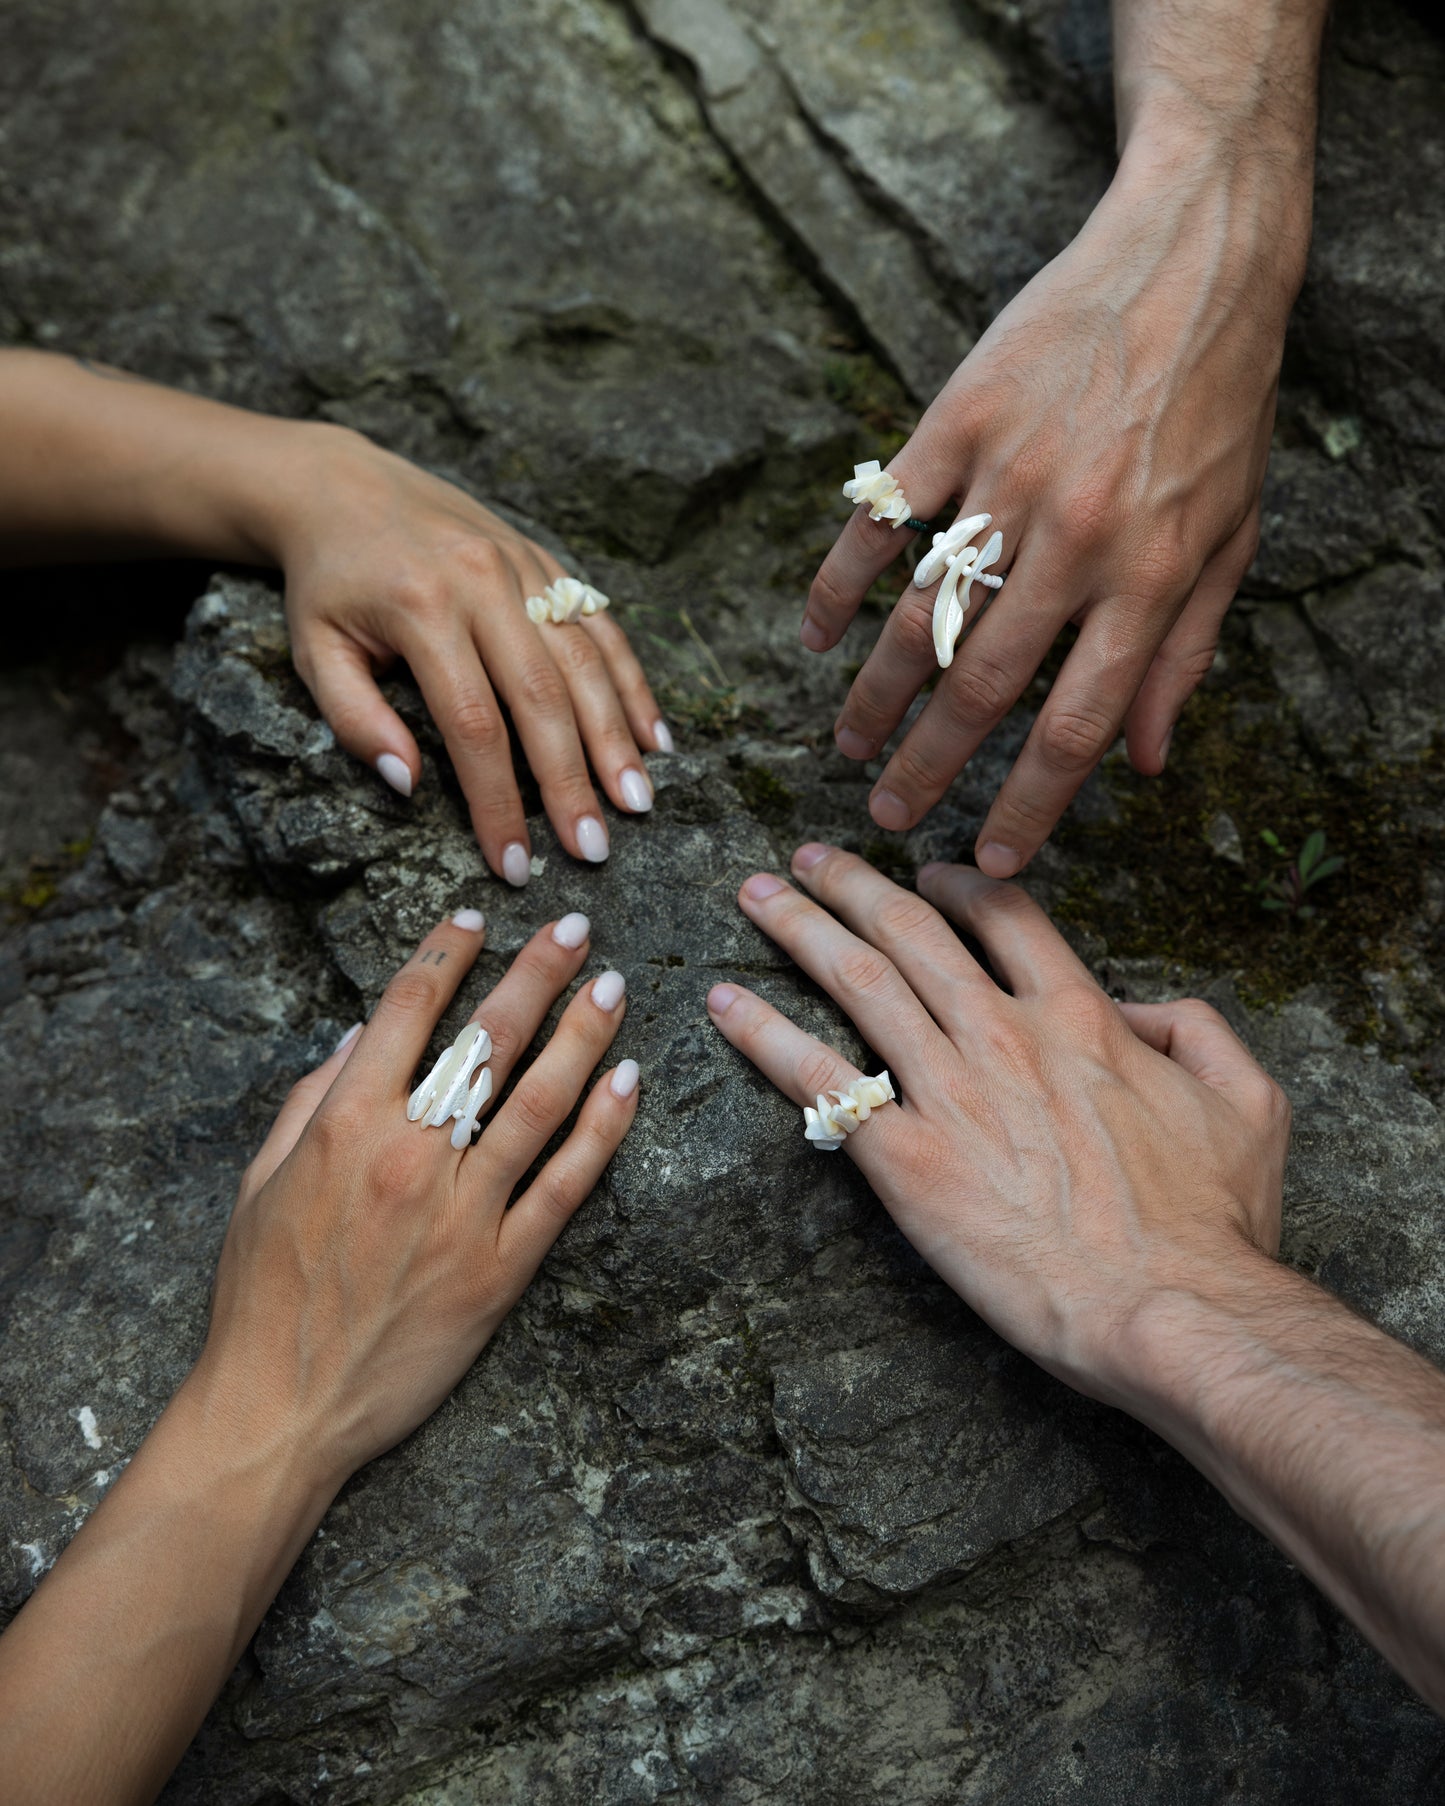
[525,577,610,626]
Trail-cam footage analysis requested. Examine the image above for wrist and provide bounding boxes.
[229,418,367,569]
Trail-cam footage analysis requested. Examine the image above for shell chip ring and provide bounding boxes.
[803,1070,896,1151]
[408,1021,494,1151]
[525,576,611,626]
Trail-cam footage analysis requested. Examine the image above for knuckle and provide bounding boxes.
[550,630,601,677]
[385,969,442,1017]
[808,565,852,620]
[1053,980,1116,1036]
[833,943,897,999]
[515,659,569,716]
[1179,997,1225,1029]
[874,891,938,944]
[447,691,505,757]
[508,1078,564,1140]
[796,1043,845,1102]
[1054,480,1118,553]
[890,594,936,663]
[371,1138,422,1206]
[944,655,1014,727]
[535,1165,582,1225]
[1038,700,1118,774]
[455,537,508,585]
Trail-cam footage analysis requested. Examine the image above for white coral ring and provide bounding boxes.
[408,1021,494,1151]
[524,577,611,626]
[802,1070,897,1152]
[841,460,917,530]
[913,512,1006,670]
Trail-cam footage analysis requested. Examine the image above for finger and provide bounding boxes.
[705,981,862,1109]
[832,501,1030,766]
[479,615,612,866]
[408,638,531,880]
[546,622,654,817]
[473,968,628,1190]
[582,610,672,754]
[735,873,949,1073]
[342,909,489,1093]
[1124,521,1255,776]
[455,913,593,1100]
[860,543,1060,831]
[496,1060,641,1279]
[971,605,1166,878]
[915,863,1094,997]
[240,1021,363,1202]
[788,842,993,1036]
[802,411,968,652]
[295,626,421,801]
[1117,999,1274,1104]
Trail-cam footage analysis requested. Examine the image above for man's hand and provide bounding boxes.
[804,0,1325,877]
[708,843,1445,1714]
[707,844,1289,1387]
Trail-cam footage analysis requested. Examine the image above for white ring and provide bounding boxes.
[842,460,913,528]
[913,513,1005,668]
[524,577,610,625]
[408,1022,494,1150]
[803,1070,896,1151]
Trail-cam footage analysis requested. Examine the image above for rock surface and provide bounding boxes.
[2,1,1444,1802]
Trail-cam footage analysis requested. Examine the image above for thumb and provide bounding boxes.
[296,624,422,799]
[239,1022,364,1203]
[1118,998,1266,1100]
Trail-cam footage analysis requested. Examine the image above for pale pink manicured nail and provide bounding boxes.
[333,1022,362,1053]
[577,816,609,862]
[977,842,1022,878]
[553,912,590,949]
[610,1059,640,1099]
[793,843,830,871]
[708,984,738,1014]
[742,873,785,902]
[452,908,485,931]
[653,719,675,754]
[870,787,909,831]
[376,752,413,798]
[835,725,873,760]
[502,842,531,887]
[591,969,626,1011]
[619,768,653,814]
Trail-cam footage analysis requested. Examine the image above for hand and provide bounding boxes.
[804,125,1311,877]
[706,844,1290,1399]
[191,906,639,1485]
[271,428,670,883]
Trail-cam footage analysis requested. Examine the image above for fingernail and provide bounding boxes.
[743,873,785,902]
[708,984,738,1015]
[333,1022,362,1053]
[610,1058,640,1099]
[592,969,626,1011]
[1157,727,1173,771]
[870,787,910,831]
[801,617,829,652]
[977,842,1022,879]
[502,842,531,887]
[577,816,609,862]
[620,768,653,814]
[653,719,675,755]
[917,861,945,885]
[553,911,590,949]
[835,725,873,760]
[793,842,830,872]
[376,752,413,798]
[452,908,485,931]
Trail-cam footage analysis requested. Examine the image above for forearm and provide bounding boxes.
[0,1366,337,1805]
[0,350,327,567]
[1109,1252,1445,1710]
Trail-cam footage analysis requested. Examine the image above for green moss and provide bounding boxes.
[1051,625,1443,1083]
[734,762,798,829]
[1,831,94,918]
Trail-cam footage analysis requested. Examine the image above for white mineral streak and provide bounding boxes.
[915,513,1005,669]
[841,459,912,527]
[803,1070,896,1151]
[408,1022,493,1145]
[524,577,611,624]
[76,1405,102,1450]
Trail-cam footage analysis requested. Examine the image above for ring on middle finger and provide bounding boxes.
[913,513,1006,669]
[525,577,610,626]
[408,1021,494,1150]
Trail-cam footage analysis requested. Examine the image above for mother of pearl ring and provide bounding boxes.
[408,1022,494,1151]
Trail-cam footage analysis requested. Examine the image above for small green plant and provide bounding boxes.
[1256,828,1344,919]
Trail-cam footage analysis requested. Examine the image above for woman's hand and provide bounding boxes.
[194,905,638,1482]
[804,113,1314,877]
[706,843,1289,1398]
[272,430,670,884]
[0,910,638,1806]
